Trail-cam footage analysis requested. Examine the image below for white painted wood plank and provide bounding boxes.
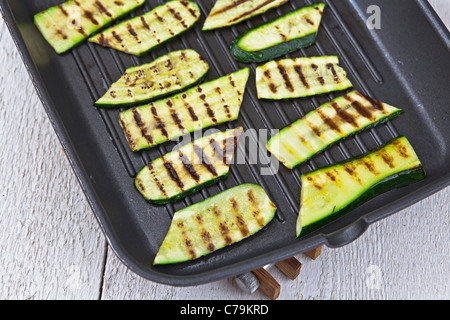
[0,0,448,300]
[429,0,450,28]
[0,20,106,300]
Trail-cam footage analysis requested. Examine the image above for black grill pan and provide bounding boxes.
[1,0,449,286]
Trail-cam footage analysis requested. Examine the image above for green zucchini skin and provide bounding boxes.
[256,56,353,100]
[94,49,210,108]
[296,136,426,238]
[34,0,146,54]
[230,3,325,63]
[202,0,289,31]
[154,183,277,265]
[231,34,317,64]
[267,90,403,169]
[135,128,243,205]
[119,67,250,152]
[88,0,201,56]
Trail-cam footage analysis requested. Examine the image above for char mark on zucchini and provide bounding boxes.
[95,1,113,17]
[95,49,209,108]
[119,68,250,152]
[203,0,288,31]
[88,0,201,56]
[132,109,154,144]
[330,101,358,128]
[150,105,169,139]
[311,63,326,85]
[34,0,146,54]
[296,136,426,238]
[267,91,404,169]
[294,65,311,89]
[135,128,243,204]
[193,144,219,177]
[277,63,294,92]
[163,158,185,189]
[256,56,353,100]
[228,0,278,24]
[179,151,201,182]
[208,0,254,17]
[153,184,277,265]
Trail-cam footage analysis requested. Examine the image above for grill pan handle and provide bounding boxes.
[233,247,323,299]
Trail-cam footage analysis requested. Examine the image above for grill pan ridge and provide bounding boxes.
[1,0,449,286]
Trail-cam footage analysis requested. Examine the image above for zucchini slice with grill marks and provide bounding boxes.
[34,0,146,54]
[256,56,353,100]
[95,49,209,108]
[297,136,426,238]
[136,128,243,204]
[119,67,250,152]
[267,91,403,169]
[203,0,288,31]
[231,3,326,63]
[154,183,277,265]
[88,0,201,56]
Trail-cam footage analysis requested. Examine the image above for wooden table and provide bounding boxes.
[0,1,449,300]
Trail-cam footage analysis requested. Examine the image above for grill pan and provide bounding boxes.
[1,0,449,286]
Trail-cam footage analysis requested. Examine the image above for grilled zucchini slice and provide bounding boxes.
[88,0,201,56]
[256,56,353,100]
[203,0,288,31]
[267,91,403,169]
[119,67,250,152]
[34,0,145,54]
[95,49,209,108]
[297,136,426,238]
[231,3,326,63]
[136,128,243,204]
[154,183,277,265]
